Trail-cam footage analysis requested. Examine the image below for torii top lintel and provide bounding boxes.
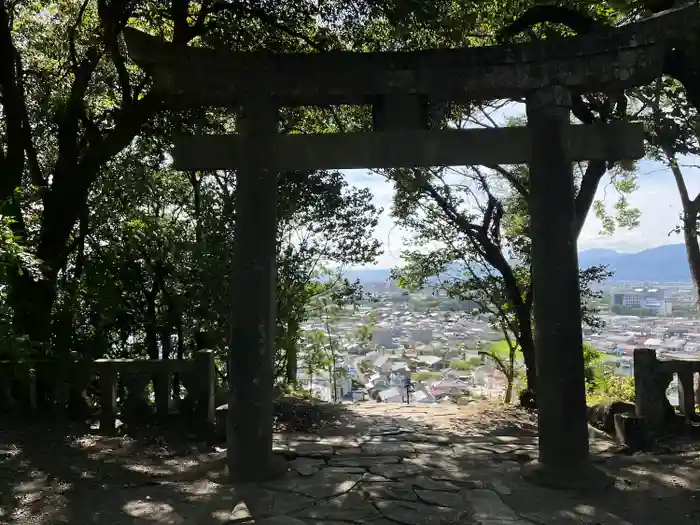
[124,3,699,107]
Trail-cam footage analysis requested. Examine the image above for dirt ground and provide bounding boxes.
[0,401,699,525]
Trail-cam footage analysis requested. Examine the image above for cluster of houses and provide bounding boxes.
[588,314,700,362]
[344,350,509,404]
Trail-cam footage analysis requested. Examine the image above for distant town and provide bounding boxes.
[298,275,700,406]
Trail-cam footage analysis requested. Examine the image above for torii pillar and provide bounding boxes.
[523,86,612,489]
[227,94,285,481]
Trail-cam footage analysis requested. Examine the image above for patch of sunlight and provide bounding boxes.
[123,500,183,523]
[14,479,47,493]
[123,463,174,476]
[655,472,693,488]
[176,479,222,496]
[573,504,596,516]
[231,501,251,520]
[211,509,235,522]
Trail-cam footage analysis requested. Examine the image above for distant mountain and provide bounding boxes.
[343,268,393,283]
[578,244,691,283]
[346,244,693,284]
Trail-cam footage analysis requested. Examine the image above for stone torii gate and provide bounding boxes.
[125,3,699,485]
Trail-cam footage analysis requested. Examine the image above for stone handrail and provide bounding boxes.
[0,351,215,431]
[633,347,700,429]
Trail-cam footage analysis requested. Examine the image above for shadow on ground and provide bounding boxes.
[0,400,698,525]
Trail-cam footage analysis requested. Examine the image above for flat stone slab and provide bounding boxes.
[375,500,470,525]
[491,479,513,496]
[322,466,366,474]
[294,491,382,522]
[464,489,519,522]
[256,517,309,525]
[265,471,363,499]
[362,442,416,457]
[289,458,325,476]
[360,482,418,502]
[318,436,361,446]
[328,455,401,467]
[370,464,427,479]
[472,444,518,454]
[409,476,460,492]
[397,433,453,444]
[414,489,466,508]
[289,443,335,457]
[333,446,365,456]
[237,489,316,516]
[369,425,403,436]
[276,433,321,443]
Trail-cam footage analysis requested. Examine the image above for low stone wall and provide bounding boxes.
[634,347,700,430]
[0,350,215,431]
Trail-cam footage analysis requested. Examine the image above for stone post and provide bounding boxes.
[99,364,118,432]
[228,95,284,482]
[677,370,697,421]
[194,350,215,424]
[633,348,666,429]
[523,86,610,489]
[154,365,171,423]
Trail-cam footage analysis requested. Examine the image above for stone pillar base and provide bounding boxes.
[522,460,613,491]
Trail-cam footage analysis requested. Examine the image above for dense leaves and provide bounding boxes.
[0,0,399,370]
[2,0,700,409]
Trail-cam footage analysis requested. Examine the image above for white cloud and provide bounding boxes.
[342,157,700,269]
[342,169,410,268]
[340,101,700,269]
[579,157,700,252]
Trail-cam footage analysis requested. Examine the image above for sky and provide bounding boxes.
[341,140,700,270]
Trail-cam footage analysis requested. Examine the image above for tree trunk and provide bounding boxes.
[514,301,537,397]
[145,283,159,360]
[173,316,185,399]
[10,274,57,354]
[683,214,700,311]
[666,149,700,310]
[285,344,298,385]
[504,376,513,404]
[284,318,300,385]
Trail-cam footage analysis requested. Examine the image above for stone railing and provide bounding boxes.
[633,347,700,429]
[0,350,215,431]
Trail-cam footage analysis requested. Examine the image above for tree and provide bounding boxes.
[391,154,629,403]
[0,0,447,352]
[502,1,700,313]
[388,2,646,403]
[301,276,373,400]
[582,342,603,392]
[478,340,522,404]
[633,77,700,309]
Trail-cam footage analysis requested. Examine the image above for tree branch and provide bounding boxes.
[574,160,607,237]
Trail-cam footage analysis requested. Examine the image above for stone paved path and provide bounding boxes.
[3,402,699,524]
[120,403,548,525]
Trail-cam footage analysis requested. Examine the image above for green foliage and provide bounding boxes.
[1,0,698,412]
[0,0,407,366]
[299,277,375,399]
[449,358,481,371]
[582,342,603,391]
[588,372,636,405]
[358,359,375,374]
[412,371,441,382]
[479,340,521,403]
[0,216,41,282]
